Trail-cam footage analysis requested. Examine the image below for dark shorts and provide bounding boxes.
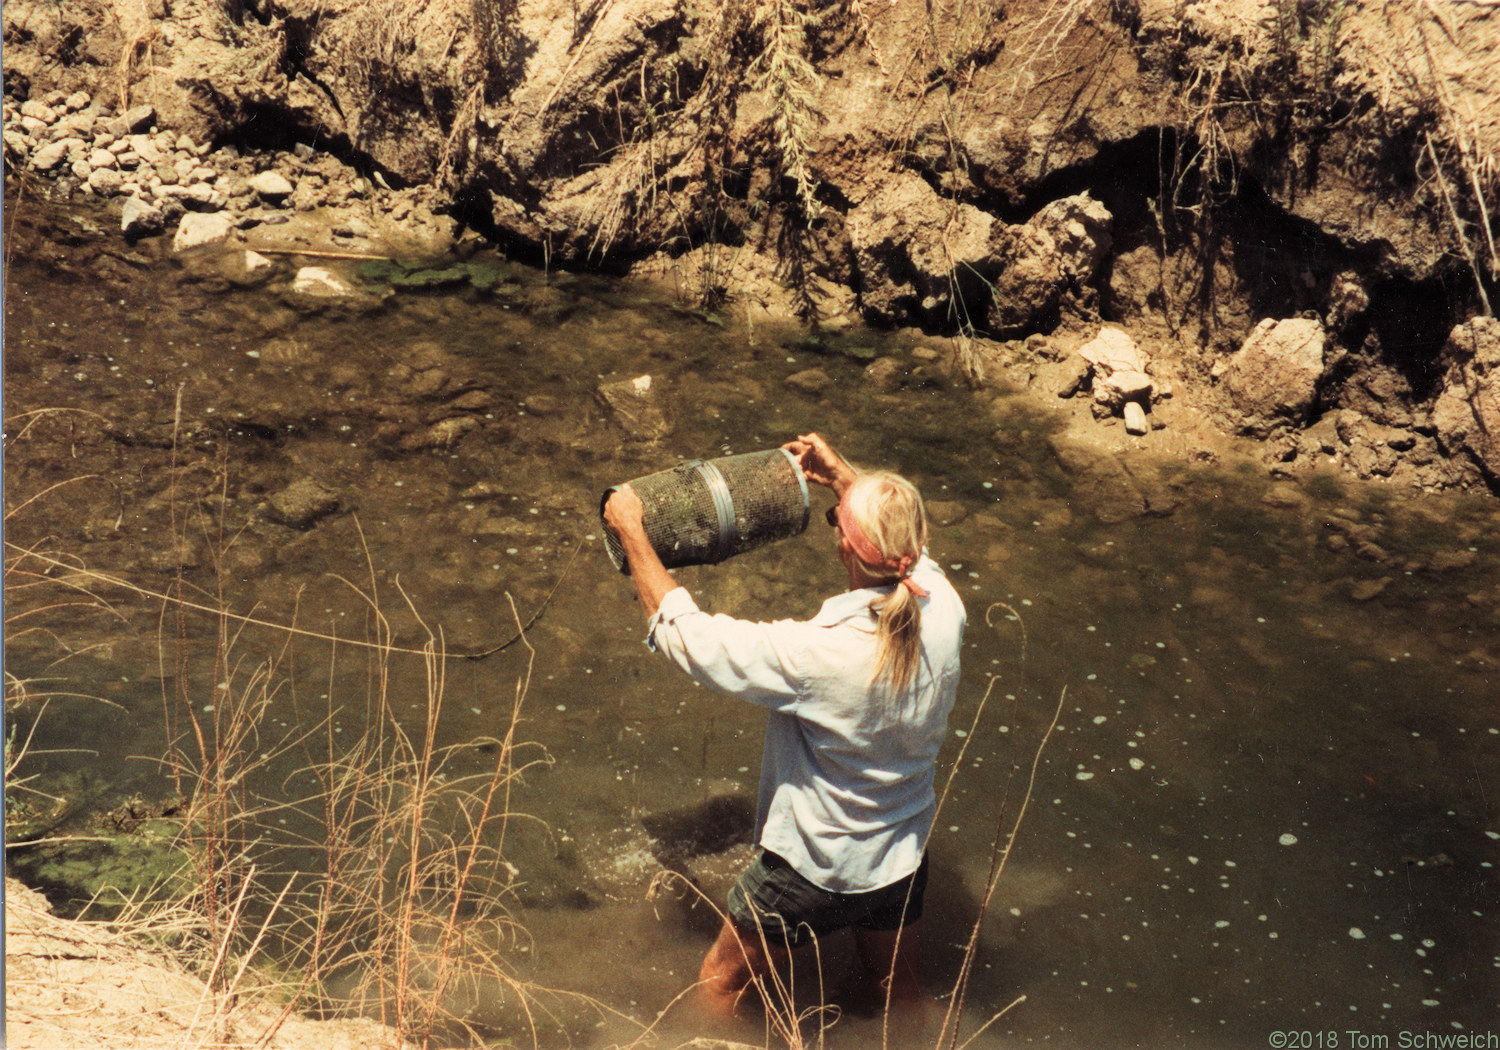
[726,849,929,949]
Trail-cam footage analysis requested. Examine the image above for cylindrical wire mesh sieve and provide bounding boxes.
[600,448,811,573]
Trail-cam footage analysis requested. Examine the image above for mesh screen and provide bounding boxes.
[602,449,810,573]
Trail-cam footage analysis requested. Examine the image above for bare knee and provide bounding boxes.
[698,921,774,1017]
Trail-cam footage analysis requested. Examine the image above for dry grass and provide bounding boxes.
[0,453,577,1049]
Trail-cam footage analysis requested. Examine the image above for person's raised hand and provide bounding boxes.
[782,432,857,496]
[603,484,646,538]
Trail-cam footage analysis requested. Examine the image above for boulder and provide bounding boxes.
[30,139,70,172]
[596,374,671,441]
[1028,192,1114,283]
[1097,369,1154,410]
[863,357,907,392]
[18,99,58,124]
[87,167,124,197]
[1431,316,1500,483]
[1048,437,1148,523]
[172,212,234,252]
[1217,317,1330,435]
[849,172,996,324]
[218,250,275,287]
[989,192,1112,333]
[398,416,480,450]
[1077,326,1155,413]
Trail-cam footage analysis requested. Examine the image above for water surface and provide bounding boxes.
[4,200,1498,1048]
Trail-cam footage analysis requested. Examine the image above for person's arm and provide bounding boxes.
[602,485,677,617]
[782,432,859,498]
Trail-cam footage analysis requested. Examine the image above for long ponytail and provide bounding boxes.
[841,472,929,693]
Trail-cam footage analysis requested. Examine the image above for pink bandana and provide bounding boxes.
[834,489,929,599]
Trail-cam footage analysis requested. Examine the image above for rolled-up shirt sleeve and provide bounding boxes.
[645,587,803,709]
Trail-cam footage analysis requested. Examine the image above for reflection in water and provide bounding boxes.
[4,209,1498,1046]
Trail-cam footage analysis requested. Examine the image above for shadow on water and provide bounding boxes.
[4,197,1499,1046]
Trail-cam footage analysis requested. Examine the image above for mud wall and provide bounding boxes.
[4,0,1499,489]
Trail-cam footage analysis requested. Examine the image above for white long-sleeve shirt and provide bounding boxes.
[645,554,965,893]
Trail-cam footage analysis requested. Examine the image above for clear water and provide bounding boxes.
[5,200,1499,1048]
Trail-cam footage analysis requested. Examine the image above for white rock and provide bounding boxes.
[249,171,294,199]
[244,250,274,274]
[129,134,163,164]
[1080,326,1149,376]
[88,148,116,169]
[30,140,70,171]
[1095,367,1155,412]
[179,183,219,207]
[56,112,96,138]
[292,266,351,296]
[19,99,58,124]
[121,196,165,237]
[173,212,234,252]
[1124,401,1149,435]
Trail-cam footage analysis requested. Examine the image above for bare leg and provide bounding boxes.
[855,919,926,1009]
[697,919,791,1018]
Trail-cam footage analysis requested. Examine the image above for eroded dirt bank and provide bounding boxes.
[5,0,1500,493]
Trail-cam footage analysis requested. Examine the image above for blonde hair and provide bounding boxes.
[842,471,929,693]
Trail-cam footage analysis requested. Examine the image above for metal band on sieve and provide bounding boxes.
[694,460,739,563]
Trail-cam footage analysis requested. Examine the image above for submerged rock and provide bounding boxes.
[265,478,341,528]
[785,368,833,397]
[398,416,479,450]
[596,374,671,441]
[291,266,351,296]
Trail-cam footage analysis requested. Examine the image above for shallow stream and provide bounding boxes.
[4,199,1499,1048]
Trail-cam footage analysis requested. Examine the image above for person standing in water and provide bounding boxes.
[602,432,965,1017]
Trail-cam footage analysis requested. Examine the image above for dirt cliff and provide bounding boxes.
[3,0,1499,486]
